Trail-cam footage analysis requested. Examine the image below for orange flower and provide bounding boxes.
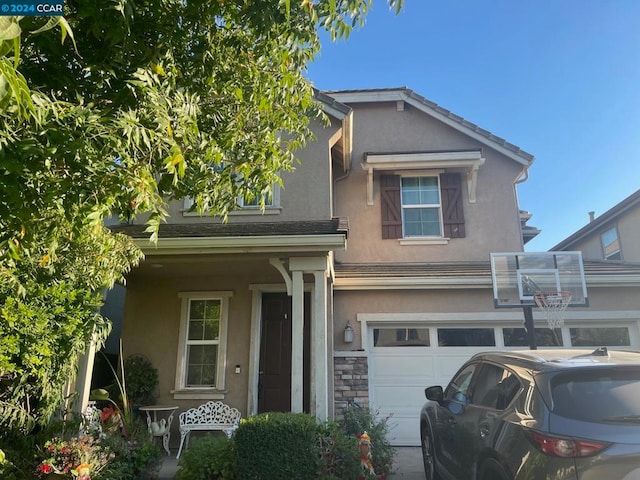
[75,463,91,478]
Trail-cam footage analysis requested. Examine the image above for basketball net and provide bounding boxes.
[533,291,573,329]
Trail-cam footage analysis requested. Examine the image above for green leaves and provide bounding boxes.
[0,0,404,433]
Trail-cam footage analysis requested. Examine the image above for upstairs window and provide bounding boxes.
[239,191,274,208]
[601,227,621,260]
[401,176,442,236]
[381,172,465,239]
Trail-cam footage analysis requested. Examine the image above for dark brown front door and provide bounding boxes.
[258,292,310,413]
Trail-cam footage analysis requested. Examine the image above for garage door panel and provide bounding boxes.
[371,351,434,376]
[375,408,419,446]
[374,384,427,409]
[371,343,497,445]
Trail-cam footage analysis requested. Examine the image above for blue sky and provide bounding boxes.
[307,0,640,251]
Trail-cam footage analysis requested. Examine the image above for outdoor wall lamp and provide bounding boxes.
[344,321,354,343]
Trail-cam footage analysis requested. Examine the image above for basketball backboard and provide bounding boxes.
[490,252,588,309]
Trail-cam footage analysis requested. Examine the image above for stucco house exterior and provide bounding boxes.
[552,188,640,262]
[104,88,640,447]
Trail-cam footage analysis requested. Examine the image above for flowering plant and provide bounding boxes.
[36,434,114,479]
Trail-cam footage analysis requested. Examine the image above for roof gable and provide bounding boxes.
[323,87,534,166]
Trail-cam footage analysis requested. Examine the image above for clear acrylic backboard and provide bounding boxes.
[490,252,588,309]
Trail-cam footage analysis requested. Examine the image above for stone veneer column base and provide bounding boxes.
[333,355,369,419]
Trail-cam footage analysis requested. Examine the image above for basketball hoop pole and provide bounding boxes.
[522,305,537,350]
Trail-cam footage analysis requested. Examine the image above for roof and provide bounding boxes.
[322,87,535,166]
[110,219,349,239]
[333,260,640,289]
[552,189,640,251]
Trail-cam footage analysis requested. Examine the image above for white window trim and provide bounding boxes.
[601,226,621,260]
[182,184,282,216]
[173,291,233,400]
[362,150,485,205]
[400,174,445,238]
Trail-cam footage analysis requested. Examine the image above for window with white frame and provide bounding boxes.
[182,184,280,214]
[176,292,232,392]
[401,176,442,237]
[380,172,465,240]
[239,190,274,208]
[601,227,621,260]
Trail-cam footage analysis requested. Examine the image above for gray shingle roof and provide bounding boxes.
[111,219,348,239]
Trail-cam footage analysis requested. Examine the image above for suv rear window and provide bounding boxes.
[551,368,640,423]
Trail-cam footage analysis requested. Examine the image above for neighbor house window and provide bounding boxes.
[401,176,442,237]
[380,173,465,239]
[601,227,621,260]
[175,292,232,394]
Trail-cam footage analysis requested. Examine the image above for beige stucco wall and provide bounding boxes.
[332,284,640,351]
[120,256,289,414]
[161,116,338,224]
[333,102,526,263]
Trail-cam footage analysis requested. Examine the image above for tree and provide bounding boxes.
[0,0,403,432]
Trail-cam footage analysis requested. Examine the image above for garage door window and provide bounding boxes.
[503,328,563,347]
[570,327,630,346]
[373,328,430,346]
[438,328,495,347]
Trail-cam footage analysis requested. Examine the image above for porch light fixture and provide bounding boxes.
[344,322,354,343]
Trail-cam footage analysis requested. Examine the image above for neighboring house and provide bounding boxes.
[552,188,640,262]
[105,88,640,447]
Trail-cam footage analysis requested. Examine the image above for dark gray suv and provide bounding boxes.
[419,348,640,480]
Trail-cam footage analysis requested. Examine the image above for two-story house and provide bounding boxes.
[106,88,640,447]
[552,189,640,262]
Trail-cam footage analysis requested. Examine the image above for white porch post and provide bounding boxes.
[291,269,305,413]
[312,268,328,420]
[73,335,97,413]
[289,257,329,420]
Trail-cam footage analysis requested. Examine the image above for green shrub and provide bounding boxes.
[123,355,159,406]
[316,422,362,480]
[176,434,238,480]
[98,417,162,480]
[234,412,320,480]
[340,405,395,476]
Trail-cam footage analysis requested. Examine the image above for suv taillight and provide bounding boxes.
[524,430,611,458]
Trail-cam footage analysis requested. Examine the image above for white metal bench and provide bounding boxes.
[176,401,241,459]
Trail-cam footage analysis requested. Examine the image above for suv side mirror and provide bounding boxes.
[425,385,444,403]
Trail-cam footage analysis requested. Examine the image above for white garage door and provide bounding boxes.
[369,323,638,446]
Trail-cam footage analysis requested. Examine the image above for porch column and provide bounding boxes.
[290,257,330,420]
[291,269,305,413]
[312,268,328,420]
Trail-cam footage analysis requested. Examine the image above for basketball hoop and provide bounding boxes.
[533,291,573,329]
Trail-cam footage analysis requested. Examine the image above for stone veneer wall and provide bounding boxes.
[333,355,369,419]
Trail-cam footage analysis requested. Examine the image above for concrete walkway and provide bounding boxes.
[157,447,424,480]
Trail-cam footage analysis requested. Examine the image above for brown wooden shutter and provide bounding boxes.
[440,172,466,238]
[380,175,402,239]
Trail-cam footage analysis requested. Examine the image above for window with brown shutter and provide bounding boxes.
[379,172,466,239]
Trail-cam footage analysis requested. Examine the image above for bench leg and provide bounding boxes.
[176,431,190,459]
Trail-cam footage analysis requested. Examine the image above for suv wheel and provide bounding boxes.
[421,427,440,480]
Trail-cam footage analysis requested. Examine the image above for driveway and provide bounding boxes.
[388,447,424,480]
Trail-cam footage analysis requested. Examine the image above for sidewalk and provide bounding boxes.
[157,447,424,480]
